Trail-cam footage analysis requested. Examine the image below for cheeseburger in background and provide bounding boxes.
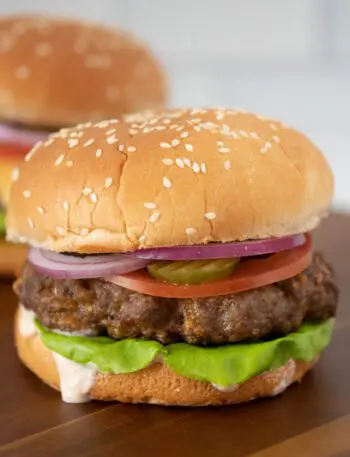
[0,14,166,274]
[8,108,338,406]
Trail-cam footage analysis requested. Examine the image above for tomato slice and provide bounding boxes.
[107,235,312,298]
[0,143,29,160]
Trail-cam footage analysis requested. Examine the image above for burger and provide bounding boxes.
[0,14,166,273]
[8,108,338,406]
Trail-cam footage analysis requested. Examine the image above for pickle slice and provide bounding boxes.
[147,258,240,285]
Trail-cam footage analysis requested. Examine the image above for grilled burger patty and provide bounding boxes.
[15,253,338,345]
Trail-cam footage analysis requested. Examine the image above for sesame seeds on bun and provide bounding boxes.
[0,14,166,127]
[6,108,333,253]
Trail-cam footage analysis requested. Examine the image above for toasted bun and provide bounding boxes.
[15,311,318,406]
[6,108,333,253]
[0,15,166,127]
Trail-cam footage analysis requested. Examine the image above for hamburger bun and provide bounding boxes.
[15,309,318,406]
[7,108,333,253]
[0,14,166,127]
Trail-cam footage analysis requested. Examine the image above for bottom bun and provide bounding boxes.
[0,239,27,276]
[15,313,319,406]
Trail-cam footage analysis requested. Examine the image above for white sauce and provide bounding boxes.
[52,353,97,403]
[18,305,96,403]
[18,305,37,337]
[211,383,238,393]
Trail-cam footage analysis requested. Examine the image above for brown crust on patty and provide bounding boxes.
[15,253,338,344]
[15,310,318,406]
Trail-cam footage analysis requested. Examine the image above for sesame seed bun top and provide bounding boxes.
[6,108,333,253]
[0,14,166,128]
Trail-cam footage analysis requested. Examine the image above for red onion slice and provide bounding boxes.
[28,248,151,279]
[0,123,50,147]
[127,234,306,260]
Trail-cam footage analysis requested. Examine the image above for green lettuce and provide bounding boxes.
[36,319,334,387]
[0,212,5,235]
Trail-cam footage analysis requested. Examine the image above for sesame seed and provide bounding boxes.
[11,168,19,182]
[106,129,116,135]
[218,147,230,154]
[90,193,98,203]
[23,190,31,199]
[162,158,173,166]
[35,42,52,57]
[224,160,231,170]
[183,158,191,167]
[144,202,156,209]
[83,139,94,147]
[127,146,136,152]
[185,227,197,236]
[82,187,92,196]
[272,135,280,143]
[66,160,74,167]
[171,139,180,147]
[68,139,79,148]
[149,211,160,223]
[163,119,171,125]
[231,132,240,139]
[139,235,146,243]
[270,123,278,131]
[106,135,118,144]
[205,212,216,221]
[201,163,207,174]
[175,158,184,168]
[170,125,179,130]
[192,162,200,173]
[180,132,189,138]
[163,177,172,189]
[160,142,171,149]
[95,149,102,158]
[265,142,272,148]
[118,145,124,152]
[55,154,65,166]
[239,130,248,138]
[62,201,69,212]
[15,65,30,80]
[261,147,268,154]
[176,126,184,132]
[193,126,201,132]
[28,218,34,228]
[56,226,66,236]
[105,177,113,188]
[37,206,45,215]
[155,126,166,131]
[217,141,224,147]
[185,144,194,152]
[44,139,54,147]
[250,132,260,140]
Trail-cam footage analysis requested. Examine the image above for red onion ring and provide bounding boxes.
[28,248,151,279]
[0,123,50,147]
[127,234,306,260]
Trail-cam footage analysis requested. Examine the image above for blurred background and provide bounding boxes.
[1,0,348,209]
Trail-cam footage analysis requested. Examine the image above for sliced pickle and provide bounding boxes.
[147,258,240,285]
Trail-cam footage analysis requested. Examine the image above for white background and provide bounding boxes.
[1,0,349,209]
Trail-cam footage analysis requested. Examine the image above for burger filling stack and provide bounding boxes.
[8,108,338,406]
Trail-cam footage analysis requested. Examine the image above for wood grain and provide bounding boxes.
[0,212,349,457]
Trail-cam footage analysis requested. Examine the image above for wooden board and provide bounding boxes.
[0,213,349,457]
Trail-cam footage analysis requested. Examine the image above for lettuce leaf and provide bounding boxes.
[0,212,5,235]
[36,319,334,387]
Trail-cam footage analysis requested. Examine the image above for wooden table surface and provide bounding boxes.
[0,213,349,457]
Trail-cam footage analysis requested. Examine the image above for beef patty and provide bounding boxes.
[15,253,338,345]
